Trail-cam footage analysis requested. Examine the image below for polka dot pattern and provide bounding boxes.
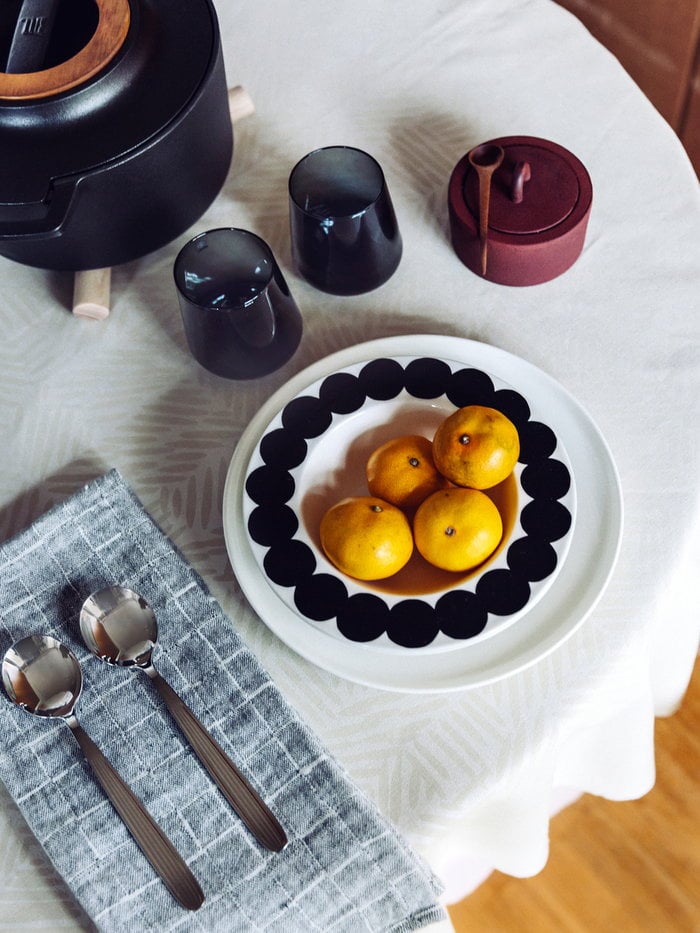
[387,600,440,648]
[245,358,573,649]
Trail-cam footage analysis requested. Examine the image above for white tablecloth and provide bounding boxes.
[1,0,698,928]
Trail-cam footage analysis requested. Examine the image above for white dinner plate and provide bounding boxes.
[223,335,623,692]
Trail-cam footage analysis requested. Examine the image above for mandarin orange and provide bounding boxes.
[320,496,414,581]
[413,487,503,572]
[366,434,450,512]
[432,405,519,490]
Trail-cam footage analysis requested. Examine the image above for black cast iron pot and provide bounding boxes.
[0,0,233,271]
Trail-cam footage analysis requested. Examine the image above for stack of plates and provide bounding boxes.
[223,335,622,692]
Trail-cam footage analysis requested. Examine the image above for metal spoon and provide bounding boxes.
[79,587,288,852]
[468,143,505,276]
[1,634,204,911]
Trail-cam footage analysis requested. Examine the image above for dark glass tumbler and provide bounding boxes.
[288,146,402,295]
[174,228,302,379]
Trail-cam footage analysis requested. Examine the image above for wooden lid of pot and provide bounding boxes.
[0,0,130,100]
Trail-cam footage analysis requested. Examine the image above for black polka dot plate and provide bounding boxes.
[240,352,575,654]
[223,336,621,689]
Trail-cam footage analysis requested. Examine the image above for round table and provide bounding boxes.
[1,0,698,928]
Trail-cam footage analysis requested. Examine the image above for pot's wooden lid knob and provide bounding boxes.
[0,0,130,100]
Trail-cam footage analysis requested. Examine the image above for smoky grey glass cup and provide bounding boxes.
[174,228,303,379]
[288,146,402,296]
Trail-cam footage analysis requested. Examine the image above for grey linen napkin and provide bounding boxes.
[0,469,445,932]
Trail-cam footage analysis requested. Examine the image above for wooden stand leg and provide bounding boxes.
[72,268,111,320]
[228,85,255,124]
[71,87,254,319]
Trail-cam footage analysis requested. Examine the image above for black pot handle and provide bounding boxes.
[5,0,61,74]
[0,178,74,240]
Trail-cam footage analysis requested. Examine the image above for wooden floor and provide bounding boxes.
[447,657,700,932]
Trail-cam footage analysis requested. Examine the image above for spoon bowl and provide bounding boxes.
[1,632,204,910]
[80,586,156,667]
[2,634,81,718]
[80,586,288,852]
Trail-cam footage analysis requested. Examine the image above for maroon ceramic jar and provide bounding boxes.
[448,136,593,286]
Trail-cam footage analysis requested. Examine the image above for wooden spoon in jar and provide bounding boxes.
[468,144,505,276]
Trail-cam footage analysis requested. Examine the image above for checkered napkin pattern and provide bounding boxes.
[0,470,445,932]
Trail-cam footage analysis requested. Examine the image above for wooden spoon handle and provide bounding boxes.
[468,144,504,276]
[477,169,495,275]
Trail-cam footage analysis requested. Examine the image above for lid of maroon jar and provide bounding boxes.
[448,135,593,285]
[463,139,583,234]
